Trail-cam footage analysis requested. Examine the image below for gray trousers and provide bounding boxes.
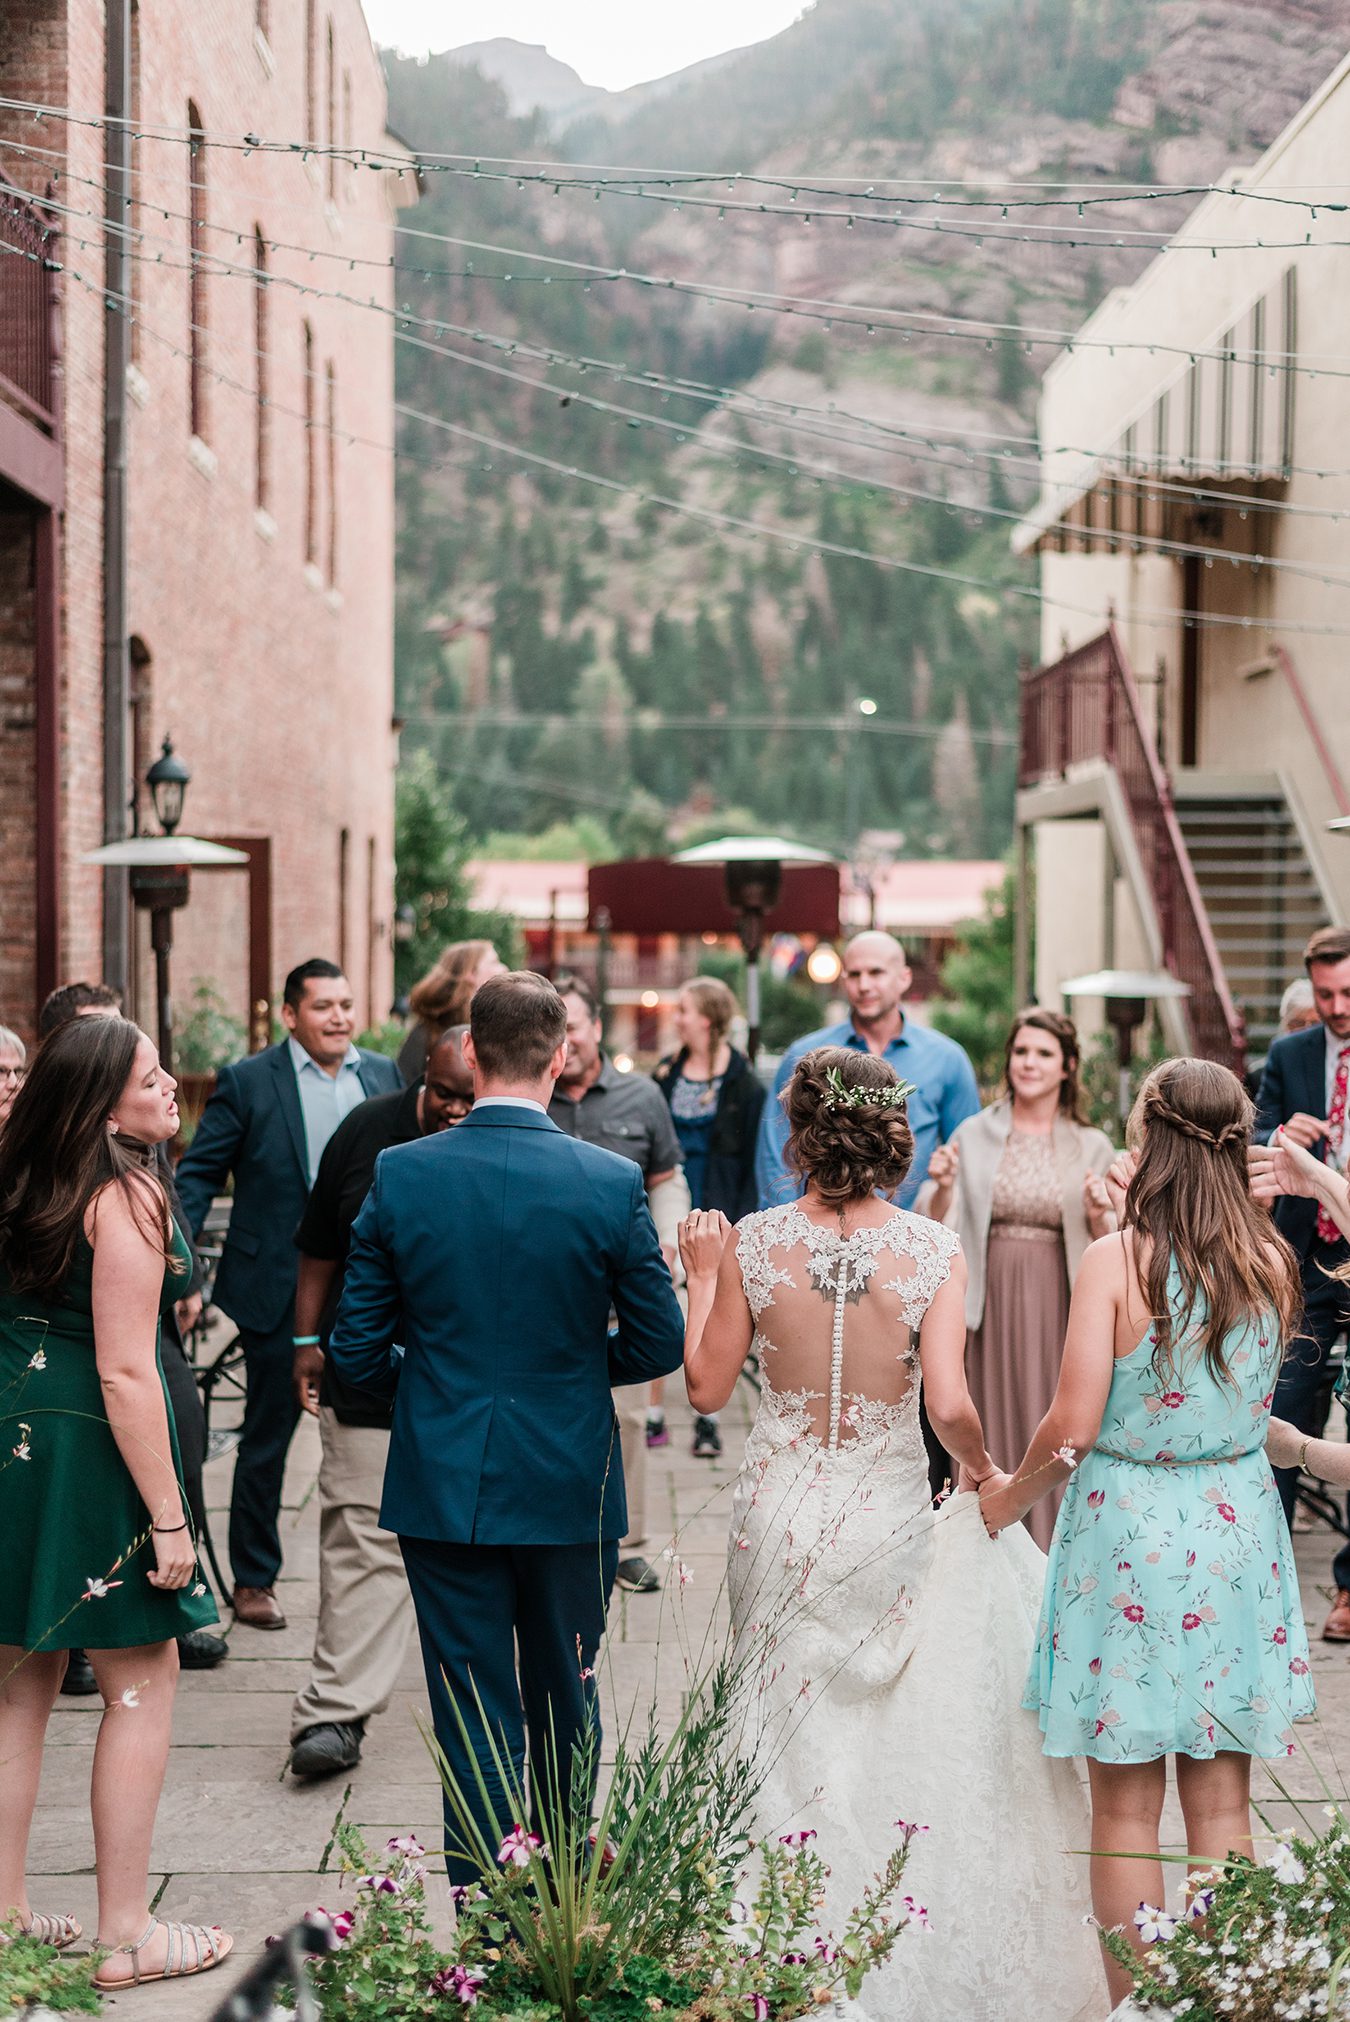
[290,1409,415,1738]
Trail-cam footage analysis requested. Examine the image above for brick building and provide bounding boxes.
[0,0,410,1045]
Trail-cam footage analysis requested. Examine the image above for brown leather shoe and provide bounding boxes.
[232,1584,287,1630]
[1323,1590,1350,1642]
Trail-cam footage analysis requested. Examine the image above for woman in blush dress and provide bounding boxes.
[923,1008,1116,1545]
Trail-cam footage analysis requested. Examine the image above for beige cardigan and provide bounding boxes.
[922,1100,1116,1331]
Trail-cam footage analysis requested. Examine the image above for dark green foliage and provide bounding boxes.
[930,865,1020,1093]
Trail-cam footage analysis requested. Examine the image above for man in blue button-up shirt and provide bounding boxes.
[755,931,980,1211]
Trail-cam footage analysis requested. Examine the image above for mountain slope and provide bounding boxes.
[386,0,1350,861]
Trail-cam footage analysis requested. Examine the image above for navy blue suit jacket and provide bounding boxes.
[175,1042,399,1335]
[1253,1023,1345,1274]
[326,1103,686,1545]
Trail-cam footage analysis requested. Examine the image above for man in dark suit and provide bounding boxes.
[1254,924,1350,1639]
[327,972,685,1878]
[176,958,399,1629]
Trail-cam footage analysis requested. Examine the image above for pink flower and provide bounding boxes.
[894,1820,930,1840]
[813,1937,838,1963]
[359,1874,401,1895]
[1161,1391,1186,1410]
[1123,1603,1145,1624]
[1182,1613,1202,1631]
[902,1895,931,1930]
[779,1829,817,1847]
[1273,1626,1287,1645]
[1291,1656,1310,1675]
[386,1834,424,1857]
[431,1963,487,2005]
[306,1908,355,1949]
[1216,1503,1236,1523]
[750,1999,770,2021]
[1186,1551,1197,1567]
[1088,1489,1106,1508]
[1088,1657,1102,1675]
[497,1826,542,1869]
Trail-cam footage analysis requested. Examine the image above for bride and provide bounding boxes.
[679,1046,1105,2022]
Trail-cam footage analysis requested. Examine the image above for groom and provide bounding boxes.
[327,970,685,1875]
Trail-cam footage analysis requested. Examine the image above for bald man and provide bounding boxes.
[286,1026,475,1778]
[755,932,979,1212]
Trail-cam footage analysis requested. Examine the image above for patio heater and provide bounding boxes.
[82,738,248,1075]
[673,836,835,1063]
[1060,969,1191,1131]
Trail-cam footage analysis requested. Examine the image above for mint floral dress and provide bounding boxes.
[1025,1257,1314,1761]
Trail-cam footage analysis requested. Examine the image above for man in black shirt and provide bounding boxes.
[286,1028,474,1778]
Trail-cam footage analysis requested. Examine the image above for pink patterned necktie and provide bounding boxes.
[1317,1043,1350,1245]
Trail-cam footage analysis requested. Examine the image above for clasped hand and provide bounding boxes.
[678,1208,733,1282]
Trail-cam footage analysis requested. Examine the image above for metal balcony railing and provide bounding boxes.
[1019,626,1246,1074]
[0,173,56,428]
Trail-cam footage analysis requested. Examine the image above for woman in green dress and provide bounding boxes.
[0,1016,233,1988]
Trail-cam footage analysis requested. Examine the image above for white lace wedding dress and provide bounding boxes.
[728,1202,1105,2022]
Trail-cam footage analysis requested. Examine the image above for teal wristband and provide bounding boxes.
[292,1335,322,1347]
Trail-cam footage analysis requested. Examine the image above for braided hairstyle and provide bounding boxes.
[783,1047,915,1206]
[1125,1058,1298,1385]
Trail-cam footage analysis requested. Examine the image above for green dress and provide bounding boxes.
[0,1220,218,1650]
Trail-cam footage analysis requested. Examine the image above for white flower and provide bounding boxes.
[1052,1444,1078,1468]
[496,1826,542,1869]
[120,1686,141,1709]
[1267,1842,1306,1886]
[11,1430,31,1461]
[83,1575,122,1599]
[1134,1903,1178,1944]
[26,1350,46,1371]
[191,1582,206,1598]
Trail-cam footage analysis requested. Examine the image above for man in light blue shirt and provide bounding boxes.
[288,1032,369,1183]
[755,931,980,1211]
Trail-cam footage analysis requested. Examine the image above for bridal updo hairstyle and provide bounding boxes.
[1124,1056,1297,1386]
[783,1046,915,1206]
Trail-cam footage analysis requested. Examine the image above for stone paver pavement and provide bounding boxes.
[30,1376,1350,2020]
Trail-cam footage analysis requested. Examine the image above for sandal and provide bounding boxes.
[92,1917,233,1989]
[6,1914,82,1951]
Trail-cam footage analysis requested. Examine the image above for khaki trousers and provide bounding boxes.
[612,1383,649,1549]
[290,1408,416,1739]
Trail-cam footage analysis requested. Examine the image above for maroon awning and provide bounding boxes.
[587,857,840,937]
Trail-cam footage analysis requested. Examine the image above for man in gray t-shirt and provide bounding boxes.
[549,975,690,1594]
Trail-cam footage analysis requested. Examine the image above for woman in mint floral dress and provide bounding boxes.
[980,1058,1311,2008]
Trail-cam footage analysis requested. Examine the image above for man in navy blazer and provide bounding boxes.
[1254,925,1350,1637]
[328,971,685,1877]
[176,959,398,1628]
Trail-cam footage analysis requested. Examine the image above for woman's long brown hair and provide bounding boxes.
[408,939,495,1033]
[0,1015,172,1299]
[1125,1057,1298,1385]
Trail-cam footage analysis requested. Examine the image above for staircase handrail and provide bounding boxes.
[1270,646,1350,820]
[1019,627,1246,1074]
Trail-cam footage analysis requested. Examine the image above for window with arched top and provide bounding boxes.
[325,359,337,585]
[303,320,317,564]
[187,100,207,437]
[326,19,337,202]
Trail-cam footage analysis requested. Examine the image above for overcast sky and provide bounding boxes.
[360,1,811,91]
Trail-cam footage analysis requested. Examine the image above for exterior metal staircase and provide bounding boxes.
[1173,788,1329,1061]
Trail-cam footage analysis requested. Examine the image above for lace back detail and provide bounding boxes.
[736,1204,961,1452]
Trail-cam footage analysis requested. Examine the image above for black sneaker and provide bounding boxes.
[614,1556,661,1595]
[692,1415,723,1459]
[59,1649,99,1697]
[289,1719,366,1778]
[177,1628,229,1670]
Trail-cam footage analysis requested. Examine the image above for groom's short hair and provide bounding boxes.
[469,971,567,1082]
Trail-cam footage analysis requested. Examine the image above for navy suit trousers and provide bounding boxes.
[399,1535,619,1882]
[229,1310,302,1590]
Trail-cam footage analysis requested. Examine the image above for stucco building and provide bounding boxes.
[0,0,410,1045]
[1015,50,1350,1069]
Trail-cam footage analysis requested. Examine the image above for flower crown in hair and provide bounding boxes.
[823,1065,915,1111]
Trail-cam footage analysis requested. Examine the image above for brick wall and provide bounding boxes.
[2,0,398,1039]
[0,499,37,1023]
